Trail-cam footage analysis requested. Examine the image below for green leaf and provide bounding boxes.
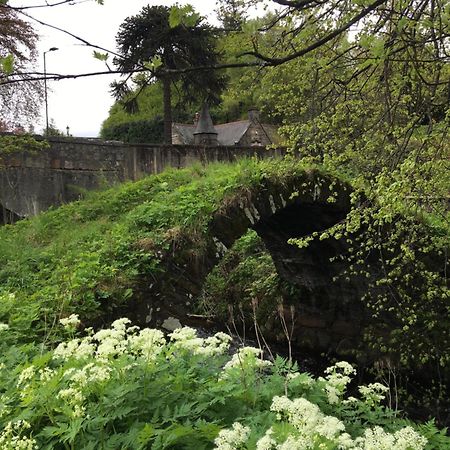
[144,56,162,71]
[169,5,201,28]
[0,54,14,75]
[93,51,109,62]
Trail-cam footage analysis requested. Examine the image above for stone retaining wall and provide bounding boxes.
[0,136,285,221]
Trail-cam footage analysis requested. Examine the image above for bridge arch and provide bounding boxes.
[133,170,368,356]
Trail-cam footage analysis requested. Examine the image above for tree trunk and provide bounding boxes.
[162,74,172,144]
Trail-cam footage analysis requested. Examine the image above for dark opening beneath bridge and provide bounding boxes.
[0,203,22,225]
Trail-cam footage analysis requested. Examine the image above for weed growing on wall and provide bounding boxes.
[0,319,447,449]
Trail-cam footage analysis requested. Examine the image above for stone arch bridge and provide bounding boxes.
[128,170,372,358]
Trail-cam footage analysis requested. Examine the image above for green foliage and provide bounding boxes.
[200,229,283,331]
[0,321,447,449]
[101,116,164,143]
[0,159,301,345]
[0,54,13,74]
[100,81,193,142]
[0,134,49,165]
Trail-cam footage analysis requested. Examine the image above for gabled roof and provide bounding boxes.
[216,120,251,146]
[173,120,252,146]
[173,123,195,145]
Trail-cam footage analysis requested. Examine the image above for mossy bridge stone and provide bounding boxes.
[128,170,370,358]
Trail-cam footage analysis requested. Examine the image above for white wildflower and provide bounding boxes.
[338,432,356,449]
[214,422,251,450]
[315,415,346,440]
[270,396,322,433]
[203,332,232,356]
[111,317,131,332]
[321,361,355,405]
[277,435,312,449]
[59,313,80,329]
[325,361,356,376]
[0,323,9,332]
[96,337,119,358]
[57,387,84,404]
[360,426,396,449]
[53,338,81,361]
[223,347,271,371]
[127,328,166,359]
[70,363,112,386]
[170,327,232,357]
[17,366,35,387]
[0,420,37,450]
[393,427,428,450]
[324,384,341,405]
[359,383,389,405]
[38,367,56,383]
[256,428,277,450]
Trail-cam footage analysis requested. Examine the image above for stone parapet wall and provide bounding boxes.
[0,136,286,220]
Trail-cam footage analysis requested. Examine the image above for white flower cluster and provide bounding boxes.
[59,313,81,330]
[64,363,112,387]
[256,428,277,450]
[214,422,251,450]
[320,361,356,404]
[0,323,9,332]
[345,425,428,450]
[358,383,390,405]
[53,318,166,362]
[57,387,86,418]
[270,395,345,442]
[17,366,36,387]
[170,327,232,357]
[223,346,272,373]
[0,420,38,450]
[246,392,428,450]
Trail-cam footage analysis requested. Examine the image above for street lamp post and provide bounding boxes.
[43,47,58,136]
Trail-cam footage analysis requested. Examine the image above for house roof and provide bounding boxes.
[216,121,251,145]
[173,120,254,146]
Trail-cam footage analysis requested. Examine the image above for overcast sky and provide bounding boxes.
[10,0,226,137]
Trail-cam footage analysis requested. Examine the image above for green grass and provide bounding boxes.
[0,158,322,345]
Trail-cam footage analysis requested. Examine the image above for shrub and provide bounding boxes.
[0,319,447,449]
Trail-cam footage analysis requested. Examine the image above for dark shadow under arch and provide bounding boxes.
[0,201,22,225]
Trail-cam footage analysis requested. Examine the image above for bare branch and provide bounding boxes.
[246,0,388,65]
[1,0,92,10]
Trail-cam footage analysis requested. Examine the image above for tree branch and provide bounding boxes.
[246,0,388,65]
[1,0,89,10]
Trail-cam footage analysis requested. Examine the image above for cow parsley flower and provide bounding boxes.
[38,367,56,383]
[277,435,312,449]
[111,317,131,332]
[59,313,81,330]
[359,383,389,405]
[223,346,271,372]
[321,361,355,404]
[17,366,35,387]
[128,328,166,360]
[214,422,250,450]
[170,327,232,357]
[256,428,277,450]
[353,426,427,450]
[57,387,84,404]
[0,323,9,332]
[0,420,37,450]
[393,426,428,450]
